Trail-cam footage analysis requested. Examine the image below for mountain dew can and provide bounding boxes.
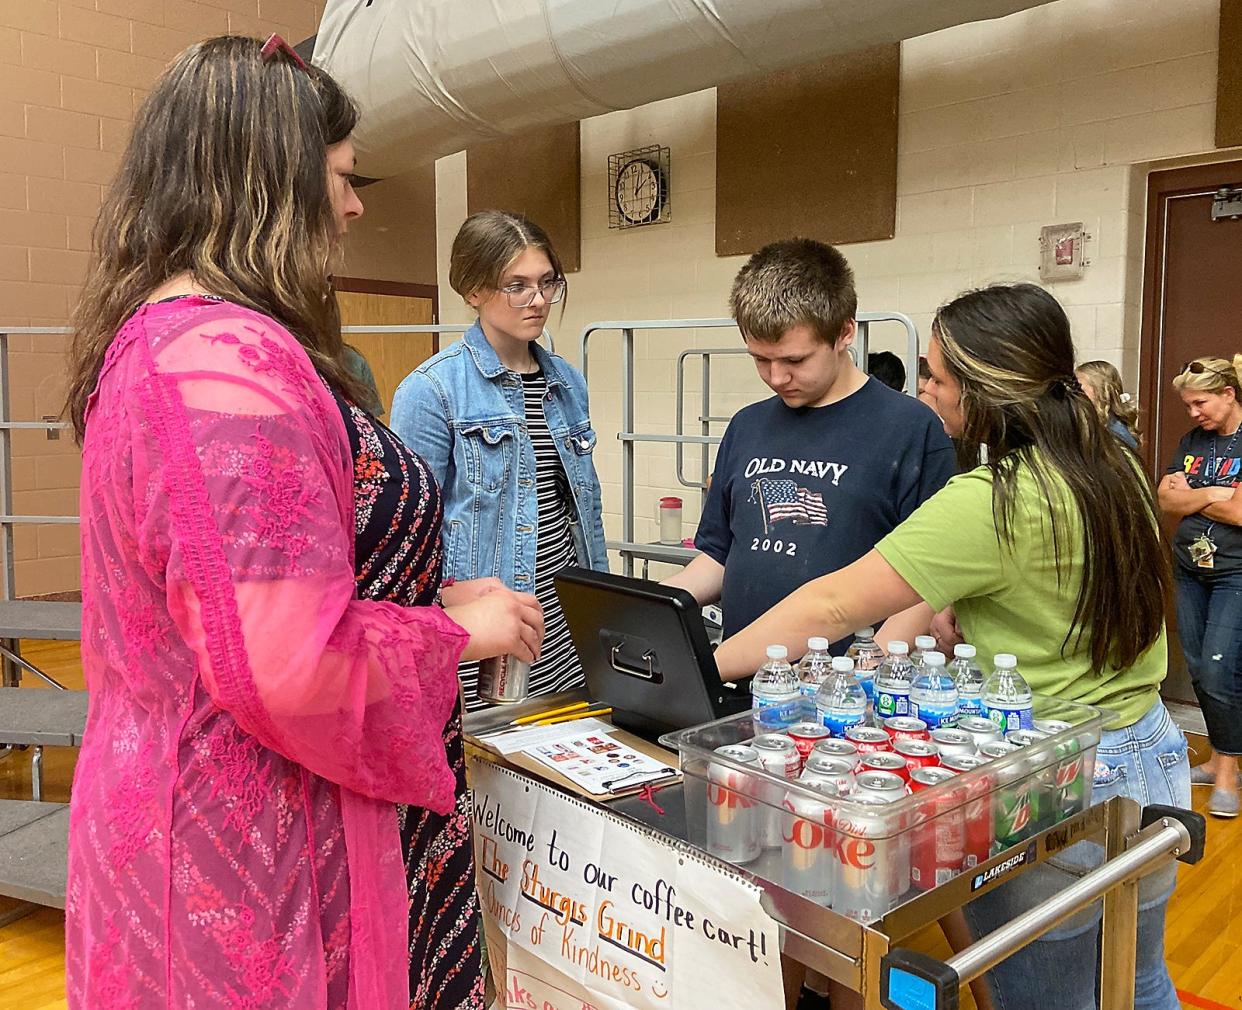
[1035,719,1086,820]
[979,740,1031,851]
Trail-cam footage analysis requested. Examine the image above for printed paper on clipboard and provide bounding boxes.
[523,731,678,796]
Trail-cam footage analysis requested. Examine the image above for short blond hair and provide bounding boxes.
[1172,355,1242,397]
[729,239,856,345]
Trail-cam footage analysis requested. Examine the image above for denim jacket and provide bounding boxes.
[390,322,608,591]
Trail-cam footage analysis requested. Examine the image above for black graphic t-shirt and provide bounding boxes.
[696,378,956,643]
[1167,427,1242,574]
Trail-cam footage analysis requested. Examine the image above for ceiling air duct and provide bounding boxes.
[314,0,1053,179]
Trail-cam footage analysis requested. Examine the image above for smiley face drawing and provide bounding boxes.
[650,982,669,1001]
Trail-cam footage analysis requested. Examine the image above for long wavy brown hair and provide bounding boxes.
[933,283,1170,675]
[66,35,365,441]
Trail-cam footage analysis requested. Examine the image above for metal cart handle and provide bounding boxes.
[879,805,1205,1010]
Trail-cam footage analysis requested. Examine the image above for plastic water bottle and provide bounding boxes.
[874,641,914,720]
[910,635,937,670]
[949,644,984,718]
[751,645,801,732]
[983,653,1034,733]
[909,651,959,729]
[814,656,868,737]
[796,637,834,712]
[846,627,884,705]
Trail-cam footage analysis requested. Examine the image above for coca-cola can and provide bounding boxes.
[707,744,761,864]
[787,722,830,766]
[476,653,531,704]
[958,715,1003,751]
[930,728,976,762]
[781,777,839,906]
[802,753,857,796]
[752,734,802,848]
[812,737,860,770]
[883,716,930,743]
[941,752,991,869]
[895,738,941,773]
[831,791,905,923]
[908,766,964,891]
[845,725,892,754]
[861,751,911,784]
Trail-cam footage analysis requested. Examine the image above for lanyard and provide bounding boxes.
[1208,428,1242,485]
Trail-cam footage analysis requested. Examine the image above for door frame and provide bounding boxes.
[1138,159,1242,479]
[332,275,440,349]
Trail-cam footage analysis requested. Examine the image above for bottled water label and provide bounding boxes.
[753,695,801,730]
[911,700,956,730]
[986,705,1033,734]
[855,673,876,704]
[956,692,983,718]
[799,681,821,704]
[875,689,910,719]
[817,707,865,737]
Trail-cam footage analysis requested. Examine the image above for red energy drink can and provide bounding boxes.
[883,716,930,743]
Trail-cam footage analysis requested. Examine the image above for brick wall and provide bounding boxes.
[0,0,323,596]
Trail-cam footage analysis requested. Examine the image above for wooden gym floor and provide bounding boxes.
[0,641,1238,1010]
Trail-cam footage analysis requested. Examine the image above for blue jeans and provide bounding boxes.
[961,702,1190,1010]
[1174,566,1242,755]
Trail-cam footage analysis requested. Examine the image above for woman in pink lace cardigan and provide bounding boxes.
[62,37,543,1010]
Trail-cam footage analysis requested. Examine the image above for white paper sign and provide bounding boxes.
[471,759,784,1010]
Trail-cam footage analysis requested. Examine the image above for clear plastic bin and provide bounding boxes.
[660,696,1106,924]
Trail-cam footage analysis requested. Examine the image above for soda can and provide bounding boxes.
[752,734,802,848]
[907,766,964,891]
[958,715,1003,751]
[476,653,531,704]
[781,777,838,905]
[883,716,930,743]
[978,740,1019,762]
[803,753,857,796]
[812,737,860,770]
[706,744,761,864]
[1005,729,1049,749]
[787,722,831,766]
[861,751,911,785]
[895,738,941,773]
[930,728,976,762]
[832,791,906,923]
[1034,721,1087,821]
[845,725,892,754]
[940,753,991,868]
[856,769,910,896]
[980,743,1033,853]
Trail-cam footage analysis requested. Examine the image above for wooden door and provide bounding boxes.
[335,284,438,418]
[1139,160,1242,705]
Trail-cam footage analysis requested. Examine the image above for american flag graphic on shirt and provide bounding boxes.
[755,477,829,527]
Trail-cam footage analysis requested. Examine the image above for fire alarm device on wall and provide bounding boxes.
[1039,222,1089,281]
[608,145,670,229]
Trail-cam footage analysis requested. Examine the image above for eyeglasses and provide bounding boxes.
[500,279,566,308]
[1180,360,1235,381]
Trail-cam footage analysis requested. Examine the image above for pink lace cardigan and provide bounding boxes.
[65,298,468,1009]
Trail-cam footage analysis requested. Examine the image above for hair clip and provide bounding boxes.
[260,33,309,72]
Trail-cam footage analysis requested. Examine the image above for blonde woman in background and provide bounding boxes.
[1076,359,1140,449]
[1158,355,1242,817]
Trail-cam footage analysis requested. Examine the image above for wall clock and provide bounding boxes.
[608,145,671,229]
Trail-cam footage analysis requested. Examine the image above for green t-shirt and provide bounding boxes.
[876,459,1164,729]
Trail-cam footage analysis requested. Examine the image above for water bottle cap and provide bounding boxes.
[855,627,875,638]
[807,637,830,651]
[954,644,977,659]
[914,635,937,650]
[923,650,946,666]
[994,653,1017,668]
[831,656,855,672]
[766,645,789,660]
[887,641,909,655]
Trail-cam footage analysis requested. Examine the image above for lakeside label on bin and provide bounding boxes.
[970,841,1038,892]
[470,759,784,1010]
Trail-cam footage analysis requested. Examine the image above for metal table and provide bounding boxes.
[0,800,69,921]
[0,687,88,800]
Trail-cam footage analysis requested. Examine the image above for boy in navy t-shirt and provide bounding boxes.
[665,239,955,662]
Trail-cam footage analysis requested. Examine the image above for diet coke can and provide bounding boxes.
[941,752,992,869]
[958,715,1003,751]
[803,753,857,796]
[812,737,861,770]
[831,791,904,923]
[861,751,911,785]
[907,766,964,891]
[476,653,531,704]
[782,776,840,905]
[930,727,976,762]
[895,738,941,773]
[884,716,930,743]
[752,734,801,848]
[707,744,761,864]
[787,722,831,766]
[845,725,892,754]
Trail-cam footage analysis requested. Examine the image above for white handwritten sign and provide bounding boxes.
[471,759,784,1010]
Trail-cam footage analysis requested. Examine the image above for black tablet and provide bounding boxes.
[553,566,749,739]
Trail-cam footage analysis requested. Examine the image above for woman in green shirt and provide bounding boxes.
[715,283,1188,1010]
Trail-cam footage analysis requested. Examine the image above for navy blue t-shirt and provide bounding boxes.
[696,378,956,643]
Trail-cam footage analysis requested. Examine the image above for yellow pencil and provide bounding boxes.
[533,708,612,727]
[511,701,590,726]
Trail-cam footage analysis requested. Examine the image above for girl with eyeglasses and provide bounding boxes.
[392,211,609,710]
[1157,354,1242,818]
